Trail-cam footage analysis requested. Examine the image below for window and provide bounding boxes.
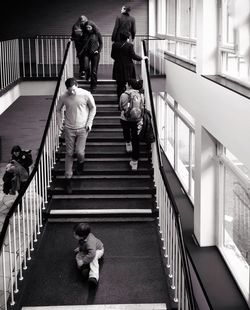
[165,0,197,63]
[219,0,250,86]
[157,0,166,34]
[217,147,250,301]
[155,92,195,199]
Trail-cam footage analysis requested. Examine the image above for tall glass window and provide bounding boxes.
[165,0,197,63]
[155,92,195,199]
[219,0,250,86]
[218,147,250,301]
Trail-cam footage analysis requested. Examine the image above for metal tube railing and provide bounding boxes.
[141,39,196,310]
[0,39,73,309]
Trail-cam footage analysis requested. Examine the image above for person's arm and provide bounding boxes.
[96,32,103,53]
[119,92,129,111]
[111,43,117,60]
[86,93,96,131]
[131,17,136,41]
[56,96,65,131]
[129,44,142,61]
[111,16,120,42]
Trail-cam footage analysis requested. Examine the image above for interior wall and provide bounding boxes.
[165,61,250,171]
[0,0,148,40]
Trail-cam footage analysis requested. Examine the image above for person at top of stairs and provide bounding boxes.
[56,77,96,194]
[74,223,104,287]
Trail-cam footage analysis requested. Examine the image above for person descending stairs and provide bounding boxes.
[14,80,171,310]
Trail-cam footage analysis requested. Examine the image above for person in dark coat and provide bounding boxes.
[71,15,88,78]
[111,31,147,103]
[112,5,136,42]
[79,21,103,92]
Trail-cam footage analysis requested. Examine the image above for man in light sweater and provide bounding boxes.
[56,77,96,194]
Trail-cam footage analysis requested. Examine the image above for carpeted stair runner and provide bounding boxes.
[13,81,170,310]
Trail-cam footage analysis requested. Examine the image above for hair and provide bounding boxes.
[128,79,143,90]
[76,15,88,26]
[74,223,91,238]
[65,78,78,89]
[119,31,130,41]
[11,145,22,155]
[85,21,99,33]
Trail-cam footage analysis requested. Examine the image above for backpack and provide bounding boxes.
[123,90,144,122]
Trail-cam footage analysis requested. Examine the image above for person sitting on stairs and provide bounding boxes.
[56,77,96,194]
[74,223,104,287]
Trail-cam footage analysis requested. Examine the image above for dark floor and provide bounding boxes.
[16,221,169,308]
[0,95,52,162]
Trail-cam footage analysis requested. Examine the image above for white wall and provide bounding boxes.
[0,81,56,116]
[166,62,250,171]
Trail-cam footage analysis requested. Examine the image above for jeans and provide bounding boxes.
[76,248,104,281]
[120,119,140,160]
[84,53,100,88]
[64,127,88,179]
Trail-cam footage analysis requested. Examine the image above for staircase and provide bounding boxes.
[14,81,170,309]
[48,80,157,219]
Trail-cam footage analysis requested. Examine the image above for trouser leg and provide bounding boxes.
[120,119,131,142]
[89,248,104,281]
[90,53,100,88]
[130,121,140,160]
[64,127,76,179]
[75,128,88,164]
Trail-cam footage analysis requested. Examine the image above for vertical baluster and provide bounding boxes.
[12,214,19,294]
[41,39,45,77]
[22,197,27,270]
[28,38,32,77]
[28,185,34,252]
[32,180,37,242]
[8,225,15,305]
[17,204,23,281]
[2,246,7,309]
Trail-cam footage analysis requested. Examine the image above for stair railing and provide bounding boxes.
[141,39,196,310]
[0,39,73,309]
[0,39,20,91]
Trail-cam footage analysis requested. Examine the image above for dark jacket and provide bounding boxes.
[111,41,142,82]
[139,109,155,144]
[12,150,33,172]
[112,13,136,42]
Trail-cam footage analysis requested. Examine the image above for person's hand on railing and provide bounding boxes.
[142,56,149,60]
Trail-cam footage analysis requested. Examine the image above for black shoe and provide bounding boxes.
[65,178,72,194]
[80,71,85,79]
[88,277,98,287]
[90,85,97,93]
[76,161,84,175]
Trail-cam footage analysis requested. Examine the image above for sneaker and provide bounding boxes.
[65,178,72,194]
[75,161,84,175]
[88,277,98,287]
[125,142,132,153]
[130,160,138,171]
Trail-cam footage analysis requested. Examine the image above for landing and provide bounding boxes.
[17,221,169,308]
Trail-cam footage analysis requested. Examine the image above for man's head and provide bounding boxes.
[121,5,131,14]
[79,15,88,25]
[74,223,91,240]
[65,78,78,95]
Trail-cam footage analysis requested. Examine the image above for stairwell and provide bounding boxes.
[15,81,170,310]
